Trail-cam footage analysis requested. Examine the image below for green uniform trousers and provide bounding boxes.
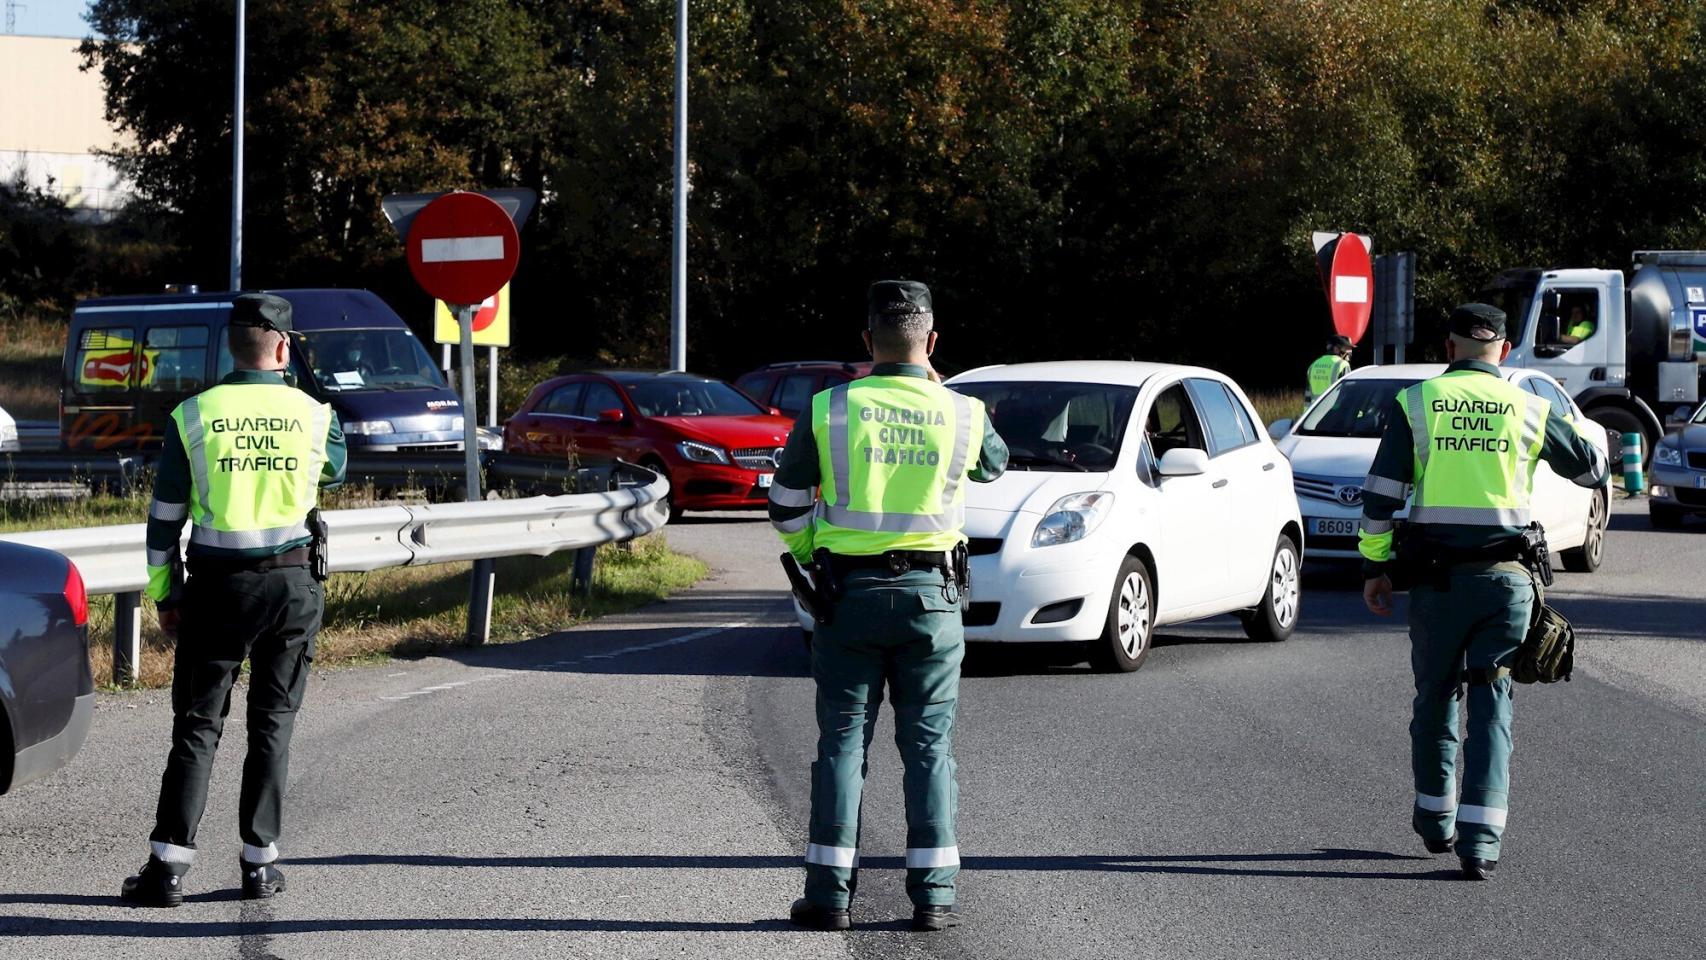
[805,568,963,909]
[1407,563,1531,862]
[151,563,321,861]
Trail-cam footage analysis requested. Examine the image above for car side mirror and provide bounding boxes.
[1267,418,1293,441]
[1157,448,1209,477]
[769,406,783,418]
[1537,314,1561,346]
[1541,288,1561,316]
[597,408,626,424]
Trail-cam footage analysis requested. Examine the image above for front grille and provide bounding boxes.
[1292,474,1342,502]
[732,446,782,470]
[963,602,1001,627]
[966,537,1003,556]
[1675,488,1706,507]
[1687,451,1706,471]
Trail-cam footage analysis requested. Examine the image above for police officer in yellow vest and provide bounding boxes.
[123,294,345,907]
[1360,303,1606,881]
[769,280,1007,931]
[1306,335,1354,405]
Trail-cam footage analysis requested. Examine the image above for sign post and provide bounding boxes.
[434,283,511,429]
[386,189,530,643]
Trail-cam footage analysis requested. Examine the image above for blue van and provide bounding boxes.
[61,289,464,452]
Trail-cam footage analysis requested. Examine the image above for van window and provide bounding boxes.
[74,327,138,392]
[142,326,209,393]
[297,328,447,392]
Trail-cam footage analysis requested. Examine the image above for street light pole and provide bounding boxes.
[228,0,245,291]
[669,0,687,372]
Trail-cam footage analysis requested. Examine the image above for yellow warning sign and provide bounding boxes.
[434,282,511,347]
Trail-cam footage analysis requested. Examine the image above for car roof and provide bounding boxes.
[749,360,871,372]
[948,360,1217,388]
[599,370,728,385]
[71,289,401,333]
[1341,363,1552,385]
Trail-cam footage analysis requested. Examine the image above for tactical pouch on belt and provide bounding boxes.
[781,553,834,626]
[1513,577,1575,684]
[307,508,330,582]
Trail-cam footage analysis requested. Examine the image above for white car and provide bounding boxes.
[1270,364,1610,571]
[796,362,1305,673]
[0,403,18,453]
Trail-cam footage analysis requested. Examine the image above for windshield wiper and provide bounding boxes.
[1005,452,1090,472]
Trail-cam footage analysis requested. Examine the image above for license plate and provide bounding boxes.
[1697,475,1706,490]
[1308,517,1357,536]
[757,473,773,488]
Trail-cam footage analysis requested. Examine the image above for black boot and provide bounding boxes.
[789,897,850,931]
[912,904,961,932]
[1423,832,1457,855]
[120,856,188,908]
[1460,857,1497,881]
[241,859,287,900]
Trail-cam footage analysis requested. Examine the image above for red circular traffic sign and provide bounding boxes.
[1327,233,1373,344]
[405,192,519,306]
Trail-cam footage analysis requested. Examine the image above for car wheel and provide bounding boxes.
[1090,555,1153,673]
[1560,488,1608,572]
[1650,500,1685,530]
[1241,534,1301,642]
[643,459,685,523]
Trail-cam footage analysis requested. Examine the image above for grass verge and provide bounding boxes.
[0,312,65,420]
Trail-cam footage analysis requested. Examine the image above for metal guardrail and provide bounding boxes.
[0,467,670,684]
[15,420,61,451]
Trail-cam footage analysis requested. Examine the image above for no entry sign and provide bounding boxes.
[1314,232,1374,344]
[405,192,520,306]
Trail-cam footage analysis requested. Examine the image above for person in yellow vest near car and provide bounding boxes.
[768,280,1007,932]
[1359,304,1606,881]
[122,294,345,907]
[1306,335,1355,406]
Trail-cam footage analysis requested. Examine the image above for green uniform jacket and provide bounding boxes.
[146,370,346,604]
[1358,359,1607,578]
[768,362,1009,563]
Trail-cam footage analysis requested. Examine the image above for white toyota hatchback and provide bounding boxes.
[938,361,1304,672]
[1271,364,1610,571]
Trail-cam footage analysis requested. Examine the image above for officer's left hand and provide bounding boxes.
[158,608,181,638]
[1363,575,1394,617]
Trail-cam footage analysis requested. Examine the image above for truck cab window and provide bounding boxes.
[1545,289,1598,346]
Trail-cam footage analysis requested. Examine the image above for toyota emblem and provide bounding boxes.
[1334,485,1364,507]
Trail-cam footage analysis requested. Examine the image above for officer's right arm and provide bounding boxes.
[970,410,1008,483]
[1357,395,1415,578]
[1539,407,1609,488]
[768,413,820,564]
[145,425,193,606]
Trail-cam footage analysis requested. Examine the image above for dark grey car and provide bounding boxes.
[1650,404,1706,528]
[1,540,95,794]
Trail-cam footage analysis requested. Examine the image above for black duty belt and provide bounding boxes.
[189,546,312,576]
[830,550,954,576]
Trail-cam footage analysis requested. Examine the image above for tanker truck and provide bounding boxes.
[1476,250,1705,453]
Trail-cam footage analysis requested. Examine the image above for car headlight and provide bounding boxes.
[344,419,394,436]
[677,440,731,465]
[1654,444,1682,467]
[449,416,464,432]
[1032,492,1115,548]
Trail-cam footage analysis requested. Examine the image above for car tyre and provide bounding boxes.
[1650,500,1686,530]
[1561,488,1608,572]
[1090,555,1154,674]
[643,459,686,523]
[1241,534,1301,642]
[1589,407,1647,467]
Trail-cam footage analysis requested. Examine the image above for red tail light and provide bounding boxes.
[63,561,88,627]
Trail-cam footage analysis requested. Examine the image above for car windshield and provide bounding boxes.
[627,378,764,417]
[1298,378,1420,438]
[297,328,446,392]
[952,381,1140,471]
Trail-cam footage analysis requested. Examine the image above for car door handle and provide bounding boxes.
[1262,462,1276,471]
[1213,478,1229,489]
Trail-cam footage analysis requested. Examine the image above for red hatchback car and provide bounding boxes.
[504,371,794,519]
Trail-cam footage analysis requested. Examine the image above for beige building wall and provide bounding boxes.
[0,34,134,212]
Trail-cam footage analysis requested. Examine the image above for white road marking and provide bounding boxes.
[374,623,755,702]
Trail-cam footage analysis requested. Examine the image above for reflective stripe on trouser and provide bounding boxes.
[805,569,963,909]
[1406,566,1529,861]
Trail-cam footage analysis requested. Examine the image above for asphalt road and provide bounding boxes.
[1,498,1701,959]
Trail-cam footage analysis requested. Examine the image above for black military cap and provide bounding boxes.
[868,280,934,326]
[1328,334,1353,349]
[229,293,293,333]
[1449,303,1506,342]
